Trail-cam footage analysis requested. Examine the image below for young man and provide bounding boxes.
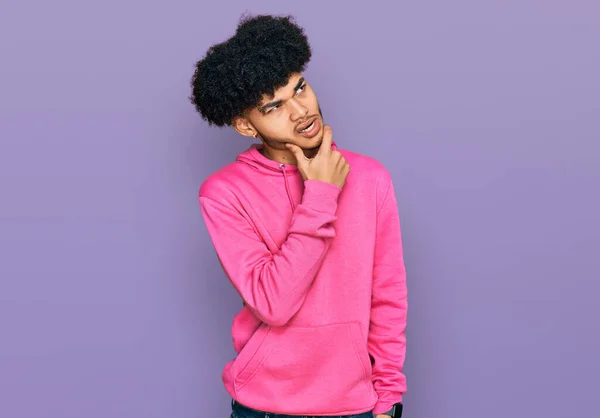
[190,14,407,418]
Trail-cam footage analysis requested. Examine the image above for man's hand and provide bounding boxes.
[286,124,350,188]
[375,415,392,418]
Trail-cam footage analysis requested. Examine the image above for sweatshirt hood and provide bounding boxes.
[235,141,338,212]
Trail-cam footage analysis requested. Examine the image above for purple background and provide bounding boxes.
[1,1,599,417]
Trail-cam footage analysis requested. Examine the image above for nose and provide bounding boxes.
[289,98,308,122]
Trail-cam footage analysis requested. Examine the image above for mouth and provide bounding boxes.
[296,117,320,138]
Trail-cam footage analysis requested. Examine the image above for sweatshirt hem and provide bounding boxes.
[229,392,377,417]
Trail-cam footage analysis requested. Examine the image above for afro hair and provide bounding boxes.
[189,14,312,127]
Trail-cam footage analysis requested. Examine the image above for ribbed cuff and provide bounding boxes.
[373,395,403,415]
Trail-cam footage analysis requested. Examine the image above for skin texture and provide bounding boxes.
[232,72,325,164]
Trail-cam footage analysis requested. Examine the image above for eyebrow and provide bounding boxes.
[258,77,305,113]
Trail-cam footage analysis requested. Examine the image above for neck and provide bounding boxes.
[259,143,317,165]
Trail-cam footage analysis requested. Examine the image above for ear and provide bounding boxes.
[232,116,257,138]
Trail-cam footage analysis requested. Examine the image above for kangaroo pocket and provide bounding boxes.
[232,322,377,414]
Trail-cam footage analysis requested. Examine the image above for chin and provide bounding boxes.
[294,139,320,152]
[308,138,322,151]
[299,126,324,149]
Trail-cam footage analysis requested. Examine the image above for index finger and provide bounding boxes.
[317,124,332,155]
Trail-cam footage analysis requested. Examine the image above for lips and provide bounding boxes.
[297,117,317,133]
[296,117,320,138]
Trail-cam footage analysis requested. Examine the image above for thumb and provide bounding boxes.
[285,143,308,166]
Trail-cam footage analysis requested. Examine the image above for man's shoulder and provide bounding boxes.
[338,147,393,183]
[198,161,246,200]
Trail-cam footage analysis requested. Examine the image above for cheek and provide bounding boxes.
[308,97,320,114]
[306,88,318,104]
[255,116,292,138]
[266,118,288,133]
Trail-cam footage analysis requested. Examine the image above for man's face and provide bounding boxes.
[244,73,325,152]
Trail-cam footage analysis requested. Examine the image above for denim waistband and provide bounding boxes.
[231,399,373,418]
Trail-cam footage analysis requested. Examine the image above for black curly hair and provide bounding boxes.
[189,14,312,127]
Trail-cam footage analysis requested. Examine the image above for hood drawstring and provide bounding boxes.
[279,164,296,212]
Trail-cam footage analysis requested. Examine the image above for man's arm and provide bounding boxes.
[199,179,341,327]
[368,171,408,416]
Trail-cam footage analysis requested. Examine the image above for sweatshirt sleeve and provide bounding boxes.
[199,180,341,327]
[368,174,408,415]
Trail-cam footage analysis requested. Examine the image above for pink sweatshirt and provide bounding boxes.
[199,142,408,416]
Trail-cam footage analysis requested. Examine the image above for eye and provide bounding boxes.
[296,83,306,94]
[267,105,279,113]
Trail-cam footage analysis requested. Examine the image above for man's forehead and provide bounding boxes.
[257,75,303,105]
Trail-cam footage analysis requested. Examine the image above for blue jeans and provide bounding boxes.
[230,400,373,418]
